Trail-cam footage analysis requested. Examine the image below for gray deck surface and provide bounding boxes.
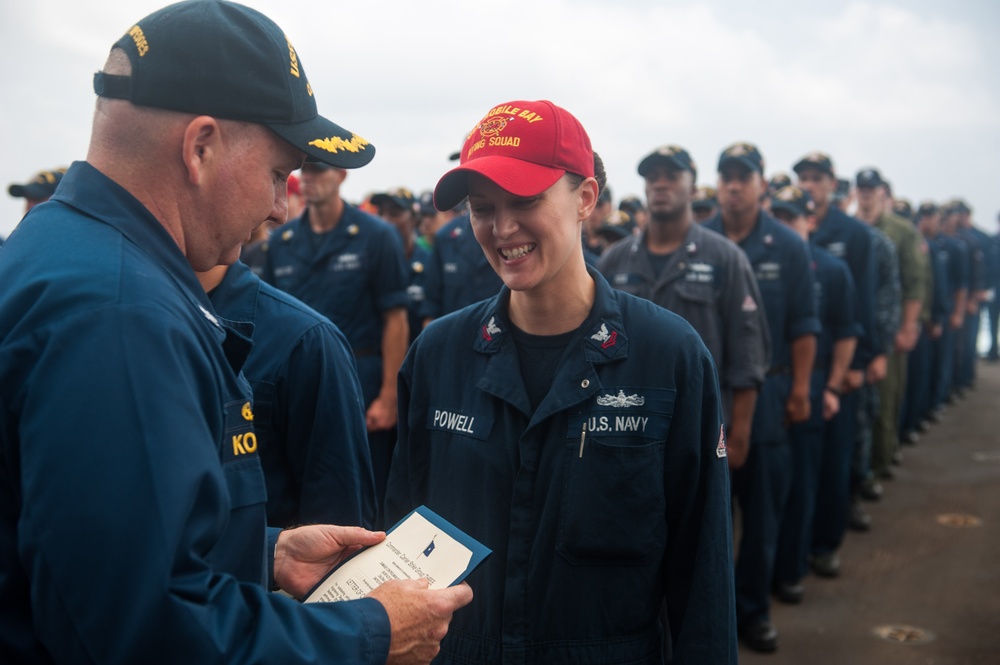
[738,359,1000,664]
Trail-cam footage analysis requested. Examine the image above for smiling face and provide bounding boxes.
[467,172,596,296]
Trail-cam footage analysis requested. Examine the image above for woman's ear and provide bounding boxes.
[578,177,600,221]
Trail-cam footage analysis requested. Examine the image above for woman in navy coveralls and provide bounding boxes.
[385,100,737,664]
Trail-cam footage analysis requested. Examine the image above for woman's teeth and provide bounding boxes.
[500,244,536,260]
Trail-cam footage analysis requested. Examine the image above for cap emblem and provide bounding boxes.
[480,116,509,137]
[309,134,371,154]
[778,187,799,201]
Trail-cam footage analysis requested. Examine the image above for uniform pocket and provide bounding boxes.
[219,399,266,519]
[608,271,645,297]
[223,457,268,509]
[675,280,713,305]
[556,437,665,566]
[208,395,269,583]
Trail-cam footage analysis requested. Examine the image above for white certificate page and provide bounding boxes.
[304,511,474,603]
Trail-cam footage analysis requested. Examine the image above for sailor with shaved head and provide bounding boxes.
[0,2,470,662]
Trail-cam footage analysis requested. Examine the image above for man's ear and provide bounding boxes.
[181,116,222,186]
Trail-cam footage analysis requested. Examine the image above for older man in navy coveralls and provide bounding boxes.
[705,143,819,653]
[0,2,470,662]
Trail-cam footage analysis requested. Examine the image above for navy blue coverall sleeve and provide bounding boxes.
[662,344,737,664]
[13,309,389,663]
[721,248,771,389]
[278,321,378,528]
[419,239,445,321]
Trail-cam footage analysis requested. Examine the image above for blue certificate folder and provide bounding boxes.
[394,505,492,584]
[303,505,491,601]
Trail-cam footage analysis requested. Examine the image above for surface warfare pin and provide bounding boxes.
[596,390,646,408]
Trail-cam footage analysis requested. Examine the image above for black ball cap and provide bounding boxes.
[92,0,374,169]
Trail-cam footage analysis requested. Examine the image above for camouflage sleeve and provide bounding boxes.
[899,222,928,305]
[873,230,901,351]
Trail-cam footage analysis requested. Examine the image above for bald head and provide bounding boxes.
[89,49,194,190]
[87,48,303,271]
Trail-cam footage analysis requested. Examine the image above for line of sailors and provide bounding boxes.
[8,140,996,657]
[592,146,996,653]
[237,143,993,655]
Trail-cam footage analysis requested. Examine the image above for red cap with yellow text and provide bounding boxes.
[433,100,594,211]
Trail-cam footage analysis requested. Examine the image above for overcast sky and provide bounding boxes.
[2,0,998,238]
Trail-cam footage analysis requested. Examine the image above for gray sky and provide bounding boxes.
[2,0,999,238]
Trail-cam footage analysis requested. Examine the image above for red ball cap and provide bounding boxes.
[433,100,594,211]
